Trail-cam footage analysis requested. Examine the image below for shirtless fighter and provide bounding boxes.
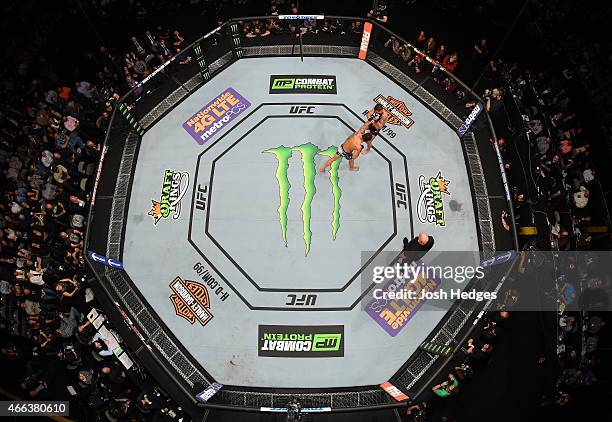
[319,128,373,173]
[363,103,390,150]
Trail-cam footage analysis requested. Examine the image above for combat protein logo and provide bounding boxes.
[148,169,189,225]
[373,94,415,129]
[269,75,337,94]
[264,143,342,256]
[258,325,344,357]
[417,172,451,226]
[169,276,213,327]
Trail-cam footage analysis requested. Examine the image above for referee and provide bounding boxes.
[399,232,434,264]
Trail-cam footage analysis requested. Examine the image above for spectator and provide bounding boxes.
[432,373,458,397]
[367,1,388,24]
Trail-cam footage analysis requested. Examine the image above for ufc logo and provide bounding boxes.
[286,294,317,306]
[289,106,315,114]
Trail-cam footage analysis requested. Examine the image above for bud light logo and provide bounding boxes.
[457,102,483,138]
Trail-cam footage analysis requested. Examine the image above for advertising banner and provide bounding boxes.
[182,88,251,145]
[87,250,123,270]
[365,262,441,337]
[380,381,409,401]
[258,325,344,357]
[457,102,484,138]
[269,75,337,94]
[359,22,373,60]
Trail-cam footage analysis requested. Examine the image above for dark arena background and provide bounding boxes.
[0,1,611,422]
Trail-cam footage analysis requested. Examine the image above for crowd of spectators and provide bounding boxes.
[528,0,612,162]
[409,310,508,420]
[551,312,606,407]
[0,25,191,421]
[488,63,606,251]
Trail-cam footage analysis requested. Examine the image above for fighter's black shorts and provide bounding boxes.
[368,124,380,135]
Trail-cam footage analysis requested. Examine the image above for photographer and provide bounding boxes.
[485,88,506,130]
[286,397,301,422]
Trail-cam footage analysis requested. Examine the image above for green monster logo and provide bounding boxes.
[264,143,341,256]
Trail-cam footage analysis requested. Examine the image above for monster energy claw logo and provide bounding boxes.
[264,143,341,256]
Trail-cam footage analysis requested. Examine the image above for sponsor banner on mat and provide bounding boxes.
[269,75,337,94]
[87,251,123,269]
[169,276,214,327]
[258,325,344,357]
[380,382,410,401]
[264,143,342,256]
[416,171,451,227]
[183,88,251,145]
[365,261,441,337]
[148,169,189,225]
[373,94,415,129]
[359,22,373,60]
[457,102,483,138]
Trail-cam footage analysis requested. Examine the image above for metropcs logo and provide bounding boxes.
[264,143,342,256]
[269,75,337,94]
[457,102,483,138]
[373,94,415,129]
[169,276,213,327]
[182,88,251,145]
[416,171,451,226]
[258,325,344,357]
[148,169,189,225]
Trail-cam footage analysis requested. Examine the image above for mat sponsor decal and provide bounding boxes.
[169,276,213,327]
[148,169,189,225]
[366,262,441,337]
[258,325,344,357]
[269,75,337,94]
[264,143,342,256]
[416,171,451,226]
[373,94,415,129]
[182,88,251,145]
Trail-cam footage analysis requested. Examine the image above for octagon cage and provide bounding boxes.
[85,15,518,416]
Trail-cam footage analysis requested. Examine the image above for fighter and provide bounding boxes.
[319,127,373,173]
[363,103,390,148]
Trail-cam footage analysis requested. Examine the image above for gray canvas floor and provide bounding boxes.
[123,57,479,388]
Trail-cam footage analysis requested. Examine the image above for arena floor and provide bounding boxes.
[121,57,479,388]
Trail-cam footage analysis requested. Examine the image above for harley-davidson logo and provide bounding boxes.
[169,276,213,326]
[373,94,415,129]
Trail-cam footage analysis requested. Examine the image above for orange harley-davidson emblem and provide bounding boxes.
[169,276,213,326]
[373,95,415,129]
